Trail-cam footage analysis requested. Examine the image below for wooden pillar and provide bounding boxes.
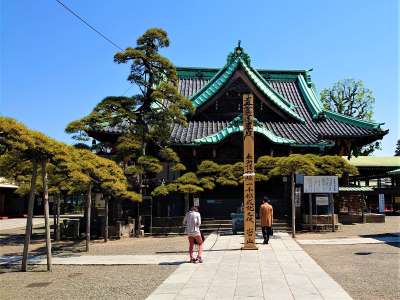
[242,94,257,250]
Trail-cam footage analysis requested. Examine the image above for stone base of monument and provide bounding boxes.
[241,244,258,250]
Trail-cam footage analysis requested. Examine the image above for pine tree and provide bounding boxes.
[66,28,193,197]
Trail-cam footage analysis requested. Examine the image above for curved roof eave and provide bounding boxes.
[297,74,383,130]
[187,55,305,123]
[175,121,333,148]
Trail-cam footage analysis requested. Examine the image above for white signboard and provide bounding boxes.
[378,194,385,213]
[193,197,200,207]
[315,196,329,206]
[304,176,339,193]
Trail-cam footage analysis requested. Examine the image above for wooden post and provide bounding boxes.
[291,172,296,238]
[330,193,335,232]
[22,158,38,271]
[242,94,257,250]
[41,158,52,271]
[308,193,313,231]
[86,182,92,252]
[104,195,109,242]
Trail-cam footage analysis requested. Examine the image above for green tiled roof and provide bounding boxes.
[343,156,400,168]
[186,116,333,148]
[187,49,305,123]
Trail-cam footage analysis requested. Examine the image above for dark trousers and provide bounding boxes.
[262,226,271,243]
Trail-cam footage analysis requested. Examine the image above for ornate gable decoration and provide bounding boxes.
[227,40,251,65]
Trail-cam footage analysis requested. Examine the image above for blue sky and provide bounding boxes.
[1,0,398,155]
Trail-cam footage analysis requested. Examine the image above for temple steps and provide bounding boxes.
[150,219,291,235]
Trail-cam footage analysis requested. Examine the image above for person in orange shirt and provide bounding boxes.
[260,197,273,244]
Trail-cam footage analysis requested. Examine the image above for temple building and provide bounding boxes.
[90,44,388,224]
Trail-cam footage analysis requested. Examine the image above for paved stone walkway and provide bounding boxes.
[0,232,353,299]
[146,232,352,300]
[297,235,400,245]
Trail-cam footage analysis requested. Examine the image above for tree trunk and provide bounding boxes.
[291,172,296,238]
[53,194,57,240]
[56,193,61,241]
[85,182,92,252]
[104,195,109,242]
[41,158,52,271]
[21,158,38,271]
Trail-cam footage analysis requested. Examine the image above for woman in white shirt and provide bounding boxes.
[183,206,203,263]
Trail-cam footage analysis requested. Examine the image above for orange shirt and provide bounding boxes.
[260,203,273,227]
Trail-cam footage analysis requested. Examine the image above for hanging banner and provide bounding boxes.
[242,94,257,250]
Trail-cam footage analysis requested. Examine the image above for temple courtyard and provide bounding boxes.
[0,217,399,300]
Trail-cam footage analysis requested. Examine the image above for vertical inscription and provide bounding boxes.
[242,94,257,250]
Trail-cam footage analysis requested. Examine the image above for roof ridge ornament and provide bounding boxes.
[227,40,251,65]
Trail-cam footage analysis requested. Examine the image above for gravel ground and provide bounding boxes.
[296,216,400,239]
[0,226,189,257]
[0,226,188,300]
[0,264,176,300]
[303,243,400,300]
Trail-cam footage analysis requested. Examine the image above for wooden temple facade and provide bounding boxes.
[90,44,388,222]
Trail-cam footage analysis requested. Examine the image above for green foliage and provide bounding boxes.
[320,79,375,120]
[216,164,240,186]
[151,172,203,197]
[137,155,163,174]
[176,172,200,185]
[0,117,140,201]
[314,155,358,176]
[320,78,379,155]
[270,154,318,176]
[197,160,221,175]
[151,155,357,198]
[171,163,186,172]
[199,177,216,190]
[255,155,276,174]
[177,184,203,194]
[66,28,193,195]
[159,147,180,163]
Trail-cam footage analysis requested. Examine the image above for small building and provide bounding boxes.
[0,177,22,217]
[339,156,400,217]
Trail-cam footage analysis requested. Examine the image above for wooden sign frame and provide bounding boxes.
[242,94,257,250]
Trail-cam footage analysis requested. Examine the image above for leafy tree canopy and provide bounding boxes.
[0,117,139,201]
[65,28,193,155]
[66,28,194,194]
[321,79,375,120]
[151,155,358,198]
[320,78,380,155]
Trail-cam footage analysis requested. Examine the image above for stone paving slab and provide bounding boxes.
[297,235,400,245]
[146,232,352,300]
